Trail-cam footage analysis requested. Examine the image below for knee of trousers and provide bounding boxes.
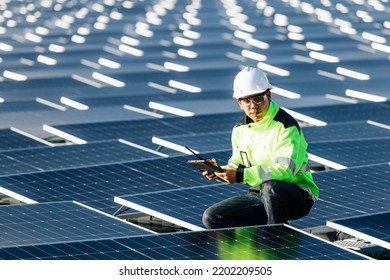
[202,207,215,229]
[261,181,284,203]
[261,181,277,196]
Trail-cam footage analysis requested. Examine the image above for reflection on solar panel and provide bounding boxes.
[309,138,390,167]
[0,225,368,260]
[326,212,390,250]
[0,140,160,176]
[0,201,151,249]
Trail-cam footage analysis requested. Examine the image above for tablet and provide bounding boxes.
[187,159,224,173]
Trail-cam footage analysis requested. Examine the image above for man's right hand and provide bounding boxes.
[202,170,218,180]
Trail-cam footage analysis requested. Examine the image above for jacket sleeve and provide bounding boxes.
[243,126,307,187]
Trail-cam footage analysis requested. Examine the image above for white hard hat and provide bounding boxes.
[233,67,272,99]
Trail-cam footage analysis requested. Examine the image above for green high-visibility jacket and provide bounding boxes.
[225,101,319,200]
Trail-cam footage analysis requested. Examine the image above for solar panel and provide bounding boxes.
[1,0,390,261]
[0,224,368,260]
[0,99,50,112]
[0,129,45,152]
[154,132,232,154]
[290,199,368,229]
[52,119,189,143]
[303,121,390,143]
[161,112,241,135]
[0,140,160,176]
[1,104,162,138]
[0,201,151,249]
[309,138,390,167]
[0,154,41,176]
[295,102,390,124]
[292,163,390,228]
[51,112,241,145]
[326,212,390,250]
[315,163,390,205]
[0,151,232,214]
[115,184,245,230]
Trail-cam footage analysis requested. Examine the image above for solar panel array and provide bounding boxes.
[0,151,232,214]
[0,0,390,259]
[0,224,368,260]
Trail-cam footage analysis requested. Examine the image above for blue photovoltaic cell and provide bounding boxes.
[326,212,390,250]
[0,140,160,176]
[0,129,45,152]
[0,224,368,260]
[0,151,232,214]
[308,138,390,167]
[0,201,150,249]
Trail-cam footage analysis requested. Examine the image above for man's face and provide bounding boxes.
[237,91,271,122]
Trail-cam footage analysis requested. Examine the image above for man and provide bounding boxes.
[202,66,318,229]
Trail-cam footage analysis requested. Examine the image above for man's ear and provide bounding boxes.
[266,90,271,101]
[236,99,243,109]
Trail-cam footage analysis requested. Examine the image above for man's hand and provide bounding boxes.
[202,170,219,180]
[214,168,237,184]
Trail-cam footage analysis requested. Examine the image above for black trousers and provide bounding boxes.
[202,180,314,229]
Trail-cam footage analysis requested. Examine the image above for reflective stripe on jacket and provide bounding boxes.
[225,101,319,200]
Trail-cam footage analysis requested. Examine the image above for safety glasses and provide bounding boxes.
[239,93,267,106]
